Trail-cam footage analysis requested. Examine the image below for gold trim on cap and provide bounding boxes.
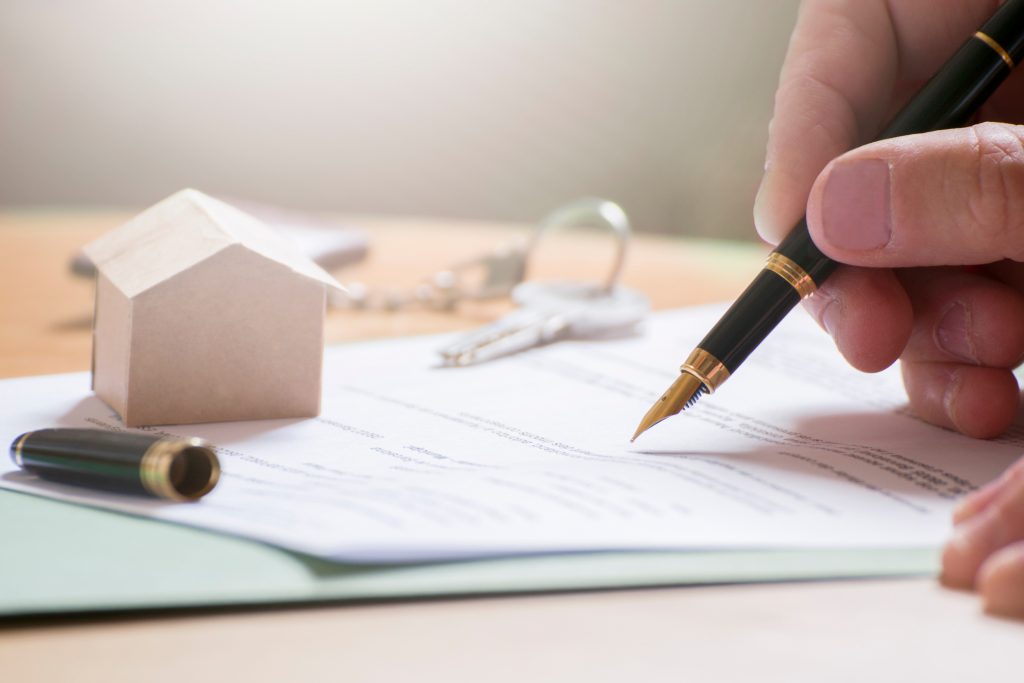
[140,439,179,501]
[140,437,220,502]
[11,432,31,468]
[681,348,730,393]
[975,31,1015,69]
[765,252,817,299]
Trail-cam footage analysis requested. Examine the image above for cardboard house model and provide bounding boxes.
[83,189,343,427]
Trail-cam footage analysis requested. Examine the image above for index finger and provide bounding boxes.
[754,0,1003,245]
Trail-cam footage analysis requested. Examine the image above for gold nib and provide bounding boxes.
[631,372,705,442]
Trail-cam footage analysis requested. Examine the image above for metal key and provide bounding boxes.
[438,280,649,366]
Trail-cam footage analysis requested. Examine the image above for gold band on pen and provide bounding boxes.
[140,439,180,501]
[11,432,30,467]
[975,31,1015,68]
[681,348,730,393]
[140,437,220,502]
[765,253,817,299]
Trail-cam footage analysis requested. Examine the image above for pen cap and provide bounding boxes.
[10,428,220,502]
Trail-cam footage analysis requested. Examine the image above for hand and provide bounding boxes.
[944,457,1024,617]
[757,0,1024,439]
[757,0,1024,615]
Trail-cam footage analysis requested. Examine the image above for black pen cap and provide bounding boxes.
[10,428,220,502]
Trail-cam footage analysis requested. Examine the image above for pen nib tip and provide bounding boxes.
[630,373,706,442]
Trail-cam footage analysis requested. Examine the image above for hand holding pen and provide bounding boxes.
[755,1,1024,617]
[757,0,1024,441]
[633,0,1024,443]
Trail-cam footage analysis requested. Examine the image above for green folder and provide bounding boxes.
[0,489,936,617]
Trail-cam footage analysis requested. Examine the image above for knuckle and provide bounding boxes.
[775,71,860,153]
[964,123,1024,257]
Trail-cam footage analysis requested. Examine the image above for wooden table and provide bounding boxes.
[1,211,1020,682]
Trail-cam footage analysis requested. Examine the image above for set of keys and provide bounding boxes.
[438,199,650,366]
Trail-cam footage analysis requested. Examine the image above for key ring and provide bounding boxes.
[437,200,645,366]
[526,198,631,294]
[330,198,631,310]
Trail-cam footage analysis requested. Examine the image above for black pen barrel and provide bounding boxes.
[696,270,800,374]
[880,13,1024,139]
[10,428,220,501]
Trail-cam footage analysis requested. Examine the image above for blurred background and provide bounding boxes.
[0,0,800,239]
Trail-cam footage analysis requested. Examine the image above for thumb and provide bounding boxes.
[806,122,1024,267]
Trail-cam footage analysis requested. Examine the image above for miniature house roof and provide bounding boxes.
[83,189,342,298]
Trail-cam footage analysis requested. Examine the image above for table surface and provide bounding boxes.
[1,210,1021,682]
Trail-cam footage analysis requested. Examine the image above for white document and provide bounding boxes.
[2,305,1022,563]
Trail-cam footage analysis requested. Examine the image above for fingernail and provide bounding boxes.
[821,158,892,251]
[952,497,975,523]
[941,525,978,587]
[935,302,978,364]
[803,288,841,340]
[952,479,999,524]
[821,298,841,339]
[943,367,965,430]
[979,545,1024,617]
[953,483,994,523]
[753,172,776,243]
[947,526,973,556]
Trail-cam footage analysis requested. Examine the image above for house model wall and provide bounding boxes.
[83,189,343,427]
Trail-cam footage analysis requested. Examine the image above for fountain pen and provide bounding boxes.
[633,0,1024,441]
